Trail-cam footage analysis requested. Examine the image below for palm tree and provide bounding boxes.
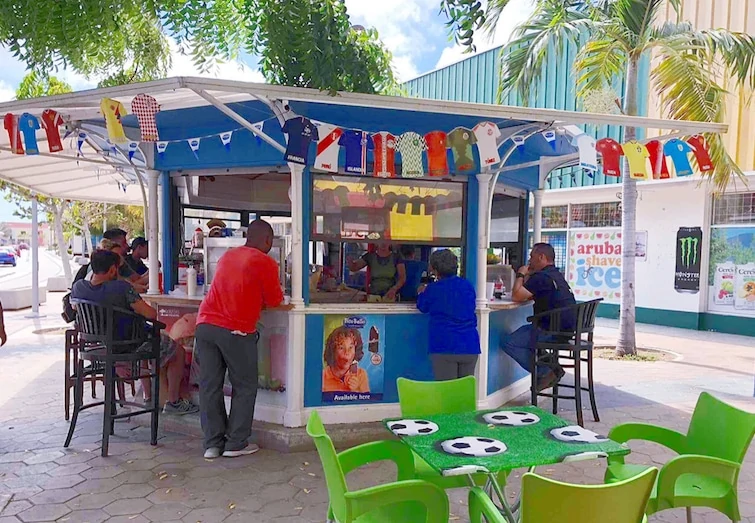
[442,0,755,354]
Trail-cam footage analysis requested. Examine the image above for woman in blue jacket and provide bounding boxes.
[417,249,480,380]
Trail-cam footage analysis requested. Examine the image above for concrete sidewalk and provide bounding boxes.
[0,303,753,522]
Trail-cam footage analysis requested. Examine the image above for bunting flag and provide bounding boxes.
[220,131,233,149]
[156,141,169,156]
[127,141,140,160]
[542,130,557,150]
[511,134,526,148]
[77,132,88,156]
[188,137,201,159]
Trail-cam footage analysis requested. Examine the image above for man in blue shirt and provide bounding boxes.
[507,243,575,391]
[417,249,480,380]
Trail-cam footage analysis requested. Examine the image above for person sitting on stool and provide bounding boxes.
[507,243,575,390]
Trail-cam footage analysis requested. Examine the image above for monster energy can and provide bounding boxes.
[674,227,703,293]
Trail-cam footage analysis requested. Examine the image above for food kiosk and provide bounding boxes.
[1,78,723,429]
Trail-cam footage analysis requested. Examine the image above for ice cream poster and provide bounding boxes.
[322,315,385,402]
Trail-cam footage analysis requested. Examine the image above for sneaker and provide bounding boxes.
[536,366,565,392]
[162,398,199,415]
[204,447,222,459]
[222,444,260,458]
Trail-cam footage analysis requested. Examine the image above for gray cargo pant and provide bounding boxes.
[195,323,259,452]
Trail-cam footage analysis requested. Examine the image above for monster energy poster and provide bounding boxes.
[675,227,703,293]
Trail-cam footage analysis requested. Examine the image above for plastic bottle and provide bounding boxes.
[493,275,504,300]
[186,265,197,296]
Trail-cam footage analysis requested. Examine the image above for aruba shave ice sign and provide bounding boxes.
[568,230,622,304]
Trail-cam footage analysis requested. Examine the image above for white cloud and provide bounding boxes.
[167,43,264,83]
[0,80,15,102]
[434,0,535,70]
[344,0,442,82]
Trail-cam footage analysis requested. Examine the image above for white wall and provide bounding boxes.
[540,178,709,314]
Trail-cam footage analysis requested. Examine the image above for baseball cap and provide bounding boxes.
[131,237,148,250]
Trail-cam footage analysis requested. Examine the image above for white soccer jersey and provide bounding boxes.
[473,121,502,166]
[314,122,343,173]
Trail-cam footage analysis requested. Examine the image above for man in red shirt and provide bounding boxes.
[196,220,285,458]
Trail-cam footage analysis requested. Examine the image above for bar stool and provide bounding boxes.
[529,299,603,427]
[65,299,164,456]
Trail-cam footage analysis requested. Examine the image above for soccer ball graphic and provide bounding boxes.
[483,411,540,426]
[441,437,507,457]
[550,426,609,443]
[441,464,490,477]
[387,419,439,437]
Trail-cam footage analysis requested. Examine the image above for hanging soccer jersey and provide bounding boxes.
[372,131,397,178]
[396,132,427,178]
[131,93,160,141]
[339,129,374,175]
[3,113,24,154]
[473,121,501,167]
[41,109,64,153]
[622,140,650,180]
[424,131,449,176]
[686,135,713,172]
[282,116,318,165]
[645,140,669,179]
[313,123,343,173]
[18,113,40,155]
[447,127,477,173]
[595,138,623,176]
[573,134,598,172]
[664,138,693,176]
[100,98,128,143]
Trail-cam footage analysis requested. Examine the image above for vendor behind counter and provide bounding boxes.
[347,244,406,301]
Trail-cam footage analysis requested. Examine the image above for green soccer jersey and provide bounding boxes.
[447,127,477,173]
[396,131,427,178]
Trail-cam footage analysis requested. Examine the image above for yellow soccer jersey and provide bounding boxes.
[100,98,128,143]
[622,141,650,180]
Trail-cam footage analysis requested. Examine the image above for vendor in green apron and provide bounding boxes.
[348,244,407,301]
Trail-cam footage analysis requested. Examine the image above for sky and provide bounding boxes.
[0,0,535,223]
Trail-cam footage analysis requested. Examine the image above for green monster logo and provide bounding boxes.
[679,236,699,267]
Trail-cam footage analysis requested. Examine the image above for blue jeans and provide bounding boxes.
[502,324,553,378]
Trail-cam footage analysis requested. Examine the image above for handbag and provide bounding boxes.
[389,202,433,241]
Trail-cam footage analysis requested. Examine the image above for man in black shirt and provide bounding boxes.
[125,237,149,276]
[507,243,576,391]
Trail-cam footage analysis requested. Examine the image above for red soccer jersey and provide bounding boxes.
[372,131,397,178]
[596,138,623,176]
[197,246,284,334]
[41,109,64,153]
[686,135,713,172]
[3,113,24,154]
[424,131,449,177]
[645,140,669,179]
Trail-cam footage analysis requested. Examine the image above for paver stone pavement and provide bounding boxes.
[0,301,754,522]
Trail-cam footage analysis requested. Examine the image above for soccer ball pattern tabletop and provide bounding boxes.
[383,406,628,474]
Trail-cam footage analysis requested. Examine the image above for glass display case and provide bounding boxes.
[203,236,286,292]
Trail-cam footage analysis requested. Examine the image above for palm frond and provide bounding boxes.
[574,35,629,97]
[498,1,595,104]
[610,0,677,46]
[698,29,755,90]
[651,36,741,190]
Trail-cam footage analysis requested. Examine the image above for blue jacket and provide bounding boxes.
[417,275,480,355]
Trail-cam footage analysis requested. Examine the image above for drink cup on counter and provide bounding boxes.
[486,282,495,301]
[283,296,291,305]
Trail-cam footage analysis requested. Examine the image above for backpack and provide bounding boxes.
[61,264,90,323]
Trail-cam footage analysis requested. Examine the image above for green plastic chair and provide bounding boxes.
[605,392,755,522]
[396,376,505,489]
[468,466,658,523]
[306,410,449,523]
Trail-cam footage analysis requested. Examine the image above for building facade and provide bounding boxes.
[403,3,755,336]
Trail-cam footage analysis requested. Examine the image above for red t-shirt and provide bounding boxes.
[3,113,24,154]
[41,109,64,153]
[687,135,713,172]
[596,138,623,177]
[645,140,669,179]
[197,246,284,333]
[424,131,449,176]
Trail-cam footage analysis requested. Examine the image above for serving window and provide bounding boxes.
[311,175,465,246]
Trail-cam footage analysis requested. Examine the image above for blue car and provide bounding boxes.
[0,248,17,267]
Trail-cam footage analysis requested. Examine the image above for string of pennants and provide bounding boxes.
[4,95,714,182]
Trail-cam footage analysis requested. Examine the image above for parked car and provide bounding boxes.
[0,247,17,267]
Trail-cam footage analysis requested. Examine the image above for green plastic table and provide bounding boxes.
[384,406,630,522]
